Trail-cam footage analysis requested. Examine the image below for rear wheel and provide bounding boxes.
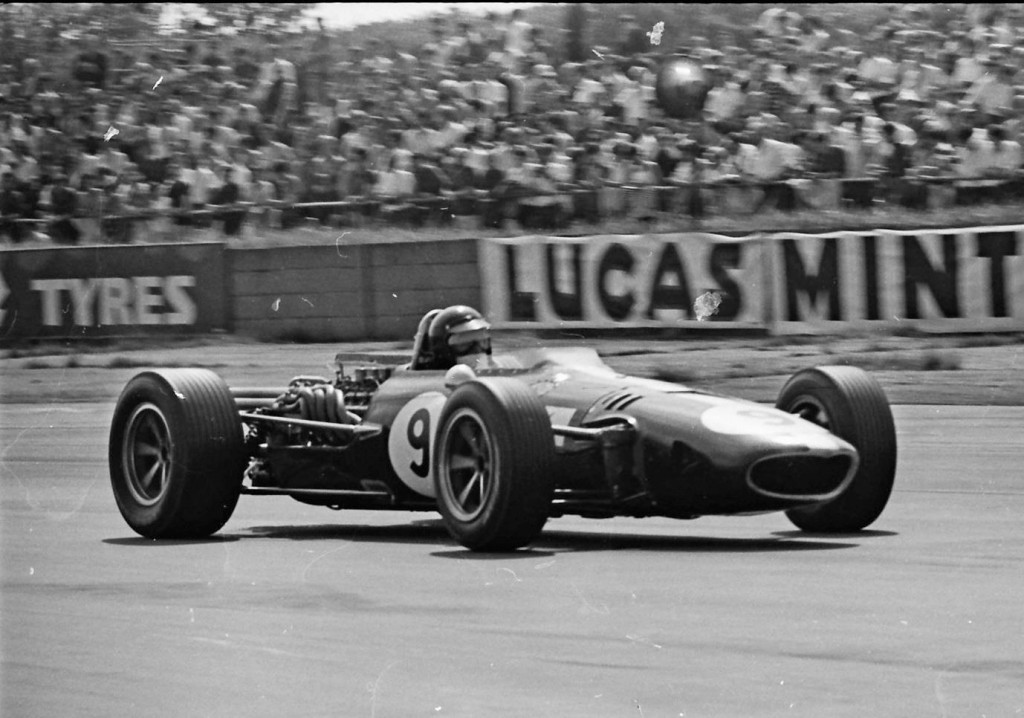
[109,369,247,538]
[433,378,555,551]
[776,366,897,533]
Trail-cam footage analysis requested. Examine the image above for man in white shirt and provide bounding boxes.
[192,155,222,205]
[966,61,1015,119]
[97,142,129,177]
[401,114,443,157]
[224,146,253,200]
[704,67,746,126]
[866,103,917,146]
[739,123,800,210]
[951,37,985,86]
[833,114,874,179]
[858,42,899,88]
[1002,93,1024,147]
[474,58,510,113]
[374,151,416,200]
[740,124,798,181]
[572,62,606,107]
[981,124,1022,177]
[969,8,1014,46]
[489,126,526,173]
[435,105,469,151]
[615,67,646,127]
[8,143,39,185]
[715,132,757,178]
[503,8,532,63]
[634,119,660,161]
[213,120,241,157]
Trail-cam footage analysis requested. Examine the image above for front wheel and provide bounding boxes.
[776,366,897,533]
[433,378,555,552]
[109,369,247,538]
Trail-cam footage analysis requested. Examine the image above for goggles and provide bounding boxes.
[448,327,491,357]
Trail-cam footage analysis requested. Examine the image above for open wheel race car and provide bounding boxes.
[109,307,897,552]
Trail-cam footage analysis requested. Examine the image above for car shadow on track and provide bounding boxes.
[242,519,449,542]
[771,529,898,540]
[102,536,241,546]
[520,529,863,555]
[227,519,866,556]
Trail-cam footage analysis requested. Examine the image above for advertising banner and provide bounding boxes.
[0,242,227,342]
[479,234,768,328]
[768,225,1024,331]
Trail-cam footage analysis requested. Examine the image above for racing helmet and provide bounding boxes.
[426,305,492,369]
[410,308,443,370]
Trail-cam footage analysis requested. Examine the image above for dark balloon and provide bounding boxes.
[655,59,710,120]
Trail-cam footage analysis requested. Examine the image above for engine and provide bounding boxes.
[245,365,393,448]
[238,365,393,493]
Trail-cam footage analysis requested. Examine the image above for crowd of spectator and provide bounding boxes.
[2,4,1024,245]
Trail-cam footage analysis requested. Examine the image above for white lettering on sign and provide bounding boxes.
[163,275,198,324]
[101,277,133,326]
[68,278,100,325]
[33,278,64,326]
[29,276,198,327]
[134,276,163,325]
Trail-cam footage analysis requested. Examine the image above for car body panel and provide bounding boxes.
[253,346,859,520]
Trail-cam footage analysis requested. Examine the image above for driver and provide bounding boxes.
[409,305,492,370]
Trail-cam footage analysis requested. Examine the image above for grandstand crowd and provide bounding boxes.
[1,4,1024,244]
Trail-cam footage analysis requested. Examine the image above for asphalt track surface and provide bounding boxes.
[2,402,1023,718]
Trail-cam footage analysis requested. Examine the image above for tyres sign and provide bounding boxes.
[0,242,227,342]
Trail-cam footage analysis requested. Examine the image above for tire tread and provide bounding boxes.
[777,366,897,532]
[109,369,245,539]
[434,377,555,551]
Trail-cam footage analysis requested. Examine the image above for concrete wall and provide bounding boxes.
[6,226,1019,345]
[228,239,482,341]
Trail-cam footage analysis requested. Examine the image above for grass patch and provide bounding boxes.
[889,323,928,338]
[650,346,962,383]
[948,334,1024,349]
[15,354,223,370]
[19,355,82,369]
[833,349,961,372]
[651,366,701,384]
[267,328,330,344]
[760,335,809,348]
[102,356,228,370]
[920,350,962,371]
[105,356,152,369]
[599,347,678,357]
[0,333,256,359]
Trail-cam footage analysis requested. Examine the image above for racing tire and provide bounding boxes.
[433,378,555,552]
[776,366,897,532]
[109,369,247,539]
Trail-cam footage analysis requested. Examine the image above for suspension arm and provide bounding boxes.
[238,412,382,439]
